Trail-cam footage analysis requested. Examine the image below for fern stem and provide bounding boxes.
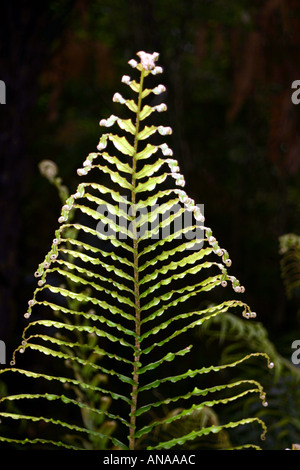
[129,68,145,450]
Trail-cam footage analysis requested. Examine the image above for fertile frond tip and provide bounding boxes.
[129,51,162,74]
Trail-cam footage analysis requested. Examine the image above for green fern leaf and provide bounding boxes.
[0,51,272,450]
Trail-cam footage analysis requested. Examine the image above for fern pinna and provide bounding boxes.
[0,51,273,450]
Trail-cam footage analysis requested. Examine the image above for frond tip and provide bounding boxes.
[0,51,273,451]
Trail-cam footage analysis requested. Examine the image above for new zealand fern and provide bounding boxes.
[0,51,273,450]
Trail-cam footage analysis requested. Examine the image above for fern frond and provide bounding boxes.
[0,51,272,450]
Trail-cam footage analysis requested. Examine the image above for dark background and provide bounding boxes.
[0,0,300,362]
